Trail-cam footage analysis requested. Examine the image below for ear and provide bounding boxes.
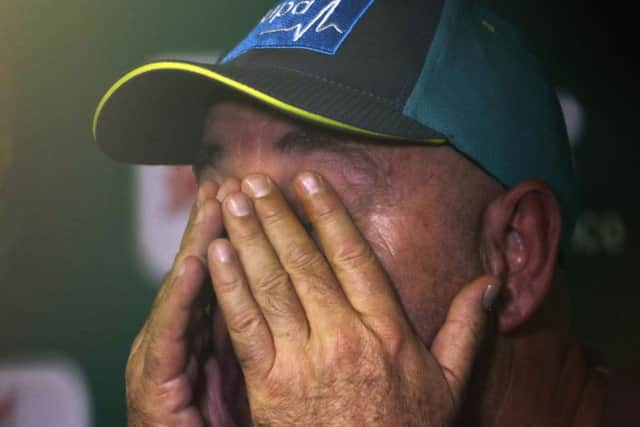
[480,180,562,333]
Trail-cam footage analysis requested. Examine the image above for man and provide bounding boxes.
[93,0,624,425]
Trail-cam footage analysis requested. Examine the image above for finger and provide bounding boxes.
[216,176,241,203]
[143,256,208,383]
[157,179,221,313]
[293,171,405,323]
[143,178,222,382]
[241,174,354,330]
[430,275,499,407]
[198,177,220,207]
[208,238,274,378]
[175,179,223,267]
[220,190,309,343]
[181,177,218,236]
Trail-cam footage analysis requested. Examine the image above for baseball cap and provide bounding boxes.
[93,0,578,246]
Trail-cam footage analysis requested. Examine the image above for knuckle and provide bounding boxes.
[257,203,287,227]
[332,240,375,270]
[144,317,162,342]
[236,344,267,375]
[156,377,193,412]
[283,243,324,271]
[323,325,364,367]
[228,310,263,337]
[231,220,262,242]
[177,252,207,270]
[311,195,340,220]
[253,270,299,319]
[215,274,244,295]
[255,267,290,293]
[260,292,298,322]
[372,319,407,358]
[302,272,337,302]
[143,342,163,373]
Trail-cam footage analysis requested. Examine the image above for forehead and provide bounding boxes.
[204,100,298,145]
[197,100,491,216]
[200,100,388,177]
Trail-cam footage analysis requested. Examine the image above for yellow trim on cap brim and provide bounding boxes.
[93,61,447,144]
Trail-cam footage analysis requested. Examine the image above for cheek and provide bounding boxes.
[299,162,477,344]
[358,207,472,345]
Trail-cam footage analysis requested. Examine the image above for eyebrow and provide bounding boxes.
[275,128,366,155]
[193,127,380,180]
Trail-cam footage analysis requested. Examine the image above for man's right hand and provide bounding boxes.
[125,178,226,426]
[124,175,498,427]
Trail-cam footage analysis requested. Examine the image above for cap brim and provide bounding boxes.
[93,60,446,164]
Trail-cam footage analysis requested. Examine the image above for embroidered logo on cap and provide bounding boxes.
[221,0,374,63]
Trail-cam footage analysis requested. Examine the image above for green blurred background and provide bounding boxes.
[1,1,638,425]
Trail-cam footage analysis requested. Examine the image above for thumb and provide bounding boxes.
[430,274,500,406]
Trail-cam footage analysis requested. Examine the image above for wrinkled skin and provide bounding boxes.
[198,101,501,347]
[125,100,504,427]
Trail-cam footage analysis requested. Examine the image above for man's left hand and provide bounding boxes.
[207,172,498,427]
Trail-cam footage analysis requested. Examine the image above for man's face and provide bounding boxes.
[198,99,500,421]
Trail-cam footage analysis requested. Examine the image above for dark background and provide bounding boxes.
[1,1,638,425]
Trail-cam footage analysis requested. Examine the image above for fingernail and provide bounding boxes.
[483,284,501,312]
[299,172,321,195]
[243,175,270,198]
[227,193,251,217]
[213,241,232,263]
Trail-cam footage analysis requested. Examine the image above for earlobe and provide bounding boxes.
[480,180,562,333]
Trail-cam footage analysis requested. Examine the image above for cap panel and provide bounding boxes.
[403,0,578,246]
[217,62,445,139]
[222,0,446,105]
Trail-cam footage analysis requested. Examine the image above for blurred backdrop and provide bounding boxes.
[1,0,638,425]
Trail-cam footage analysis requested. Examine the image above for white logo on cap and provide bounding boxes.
[259,0,344,42]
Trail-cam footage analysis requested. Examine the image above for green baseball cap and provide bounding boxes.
[93,0,578,246]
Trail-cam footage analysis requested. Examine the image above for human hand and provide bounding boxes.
[125,178,229,427]
[208,172,499,427]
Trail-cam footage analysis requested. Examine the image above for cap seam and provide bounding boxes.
[397,76,416,108]
[267,64,404,109]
